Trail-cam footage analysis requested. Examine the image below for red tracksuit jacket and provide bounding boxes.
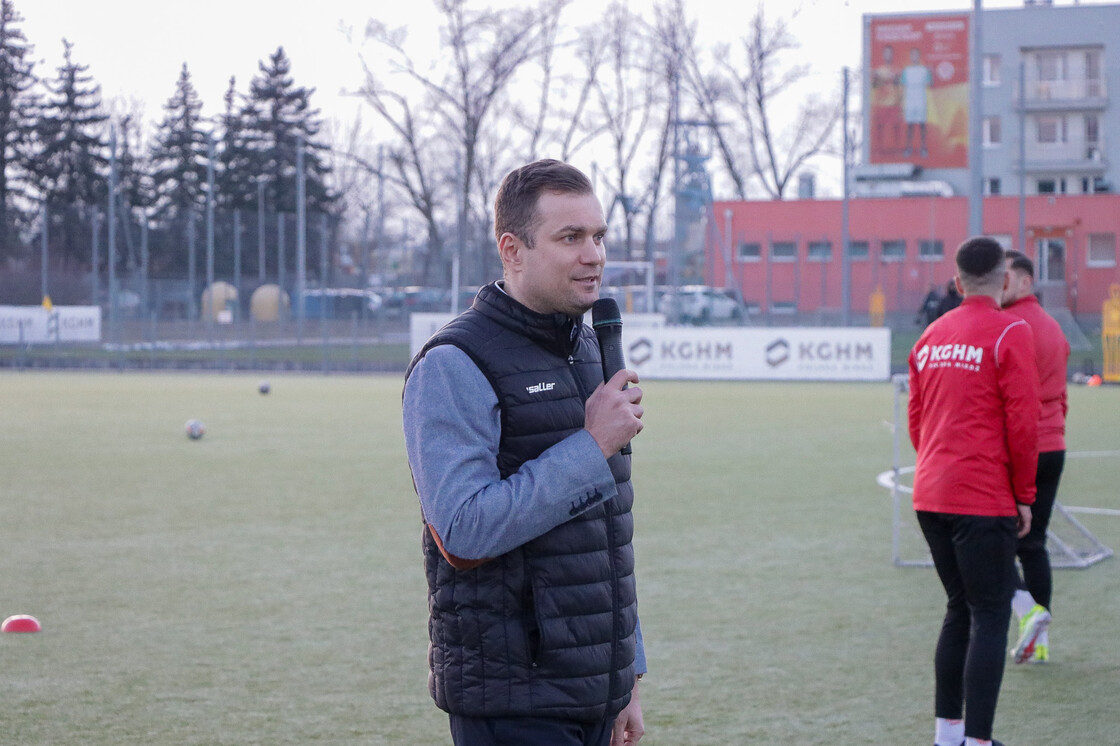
[1004,295,1070,453]
[908,295,1040,517]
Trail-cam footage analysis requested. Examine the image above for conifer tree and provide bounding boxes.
[30,39,108,267]
[0,0,38,260]
[214,75,255,211]
[149,62,208,224]
[243,47,333,215]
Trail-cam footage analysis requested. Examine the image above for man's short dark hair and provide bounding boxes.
[956,236,1006,285]
[1005,249,1034,278]
[494,159,593,248]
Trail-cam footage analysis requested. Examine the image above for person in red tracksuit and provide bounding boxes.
[1002,250,1070,665]
[908,236,1040,746]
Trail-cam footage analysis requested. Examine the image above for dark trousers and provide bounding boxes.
[917,511,1018,741]
[1017,450,1065,610]
[449,714,615,746]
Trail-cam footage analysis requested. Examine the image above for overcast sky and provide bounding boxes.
[21,0,1100,127]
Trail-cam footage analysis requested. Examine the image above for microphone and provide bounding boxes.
[591,297,631,455]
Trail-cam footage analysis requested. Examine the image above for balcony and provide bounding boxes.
[1018,139,1108,174]
[1022,78,1107,111]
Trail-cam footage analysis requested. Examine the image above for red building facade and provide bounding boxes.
[706,194,1120,324]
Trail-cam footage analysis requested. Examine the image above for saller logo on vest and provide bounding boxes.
[526,381,556,394]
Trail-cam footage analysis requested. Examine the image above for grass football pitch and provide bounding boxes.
[1,372,1117,744]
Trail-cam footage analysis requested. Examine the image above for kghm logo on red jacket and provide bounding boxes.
[916,343,983,372]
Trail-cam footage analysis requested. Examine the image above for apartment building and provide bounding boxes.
[860,1,1120,197]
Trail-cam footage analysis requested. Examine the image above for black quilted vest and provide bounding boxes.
[405,282,637,722]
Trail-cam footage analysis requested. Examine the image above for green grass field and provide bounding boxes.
[1,373,1117,745]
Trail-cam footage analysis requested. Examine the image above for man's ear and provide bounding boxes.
[498,232,525,273]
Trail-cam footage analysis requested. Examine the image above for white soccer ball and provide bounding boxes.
[258,380,271,395]
[185,419,206,440]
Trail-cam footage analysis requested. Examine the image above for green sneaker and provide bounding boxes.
[1011,604,1051,664]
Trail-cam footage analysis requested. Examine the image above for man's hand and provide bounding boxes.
[585,369,644,458]
[1016,503,1032,539]
[610,678,644,745]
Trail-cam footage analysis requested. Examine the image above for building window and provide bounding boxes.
[881,239,906,261]
[807,241,832,262]
[1037,51,1065,83]
[1087,233,1116,267]
[1037,177,1068,195]
[847,241,870,261]
[919,240,944,261]
[983,116,1001,146]
[986,177,1002,196]
[1085,49,1102,97]
[771,241,797,261]
[1037,115,1067,144]
[983,54,1001,86]
[1085,114,1100,146]
[738,242,762,262]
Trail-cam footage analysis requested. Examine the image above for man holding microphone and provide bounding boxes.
[403,159,646,746]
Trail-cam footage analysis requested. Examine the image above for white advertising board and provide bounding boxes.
[411,313,890,381]
[625,327,891,381]
[410,312,666,359]
[0,306,102,344]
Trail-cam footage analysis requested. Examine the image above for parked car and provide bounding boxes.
[659,285,743,324]
[381,286,449,317]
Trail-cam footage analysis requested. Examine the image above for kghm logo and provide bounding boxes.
[916,343,983,372]
[766,338,790,367]
[526,382,556,394]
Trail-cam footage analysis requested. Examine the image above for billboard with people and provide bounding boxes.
[867,14,970,169]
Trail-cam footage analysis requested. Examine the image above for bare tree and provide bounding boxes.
[718,6,841,200]
[357,0,565,286]
[582,3,664,261]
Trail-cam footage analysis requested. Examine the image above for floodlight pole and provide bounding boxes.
[841,67,852,326]
[1018,61,1027,251]
[968,0,984,237]
[40,201,48,300]
[296,135,307,330]
[108,124,118,328]
[206,132,216,333]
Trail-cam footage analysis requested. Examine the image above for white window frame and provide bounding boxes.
[738,241,762,263]
[770,241,797,263]
[983,116,1001,147]
[880,239,906,263]
[983,54,1001,86]
[1036,115,1067,145]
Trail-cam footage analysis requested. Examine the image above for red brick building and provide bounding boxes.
[706,194,1119,325]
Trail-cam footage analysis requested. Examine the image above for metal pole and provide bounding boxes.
[140,217,149,317]
[108,124,118,327]
[841,67,852,326]
[1018,60,1027,251]
[40,202,48,300]
[187,213,197,319]
[968,0,984,237]
[296,135,307,327]
[91,210,101,308]
[453,154,463,314]
[206,132,216,330]
[257,178,266,281]
[234,209,242,315]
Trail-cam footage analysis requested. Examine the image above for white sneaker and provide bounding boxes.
[1011,604,1051,664]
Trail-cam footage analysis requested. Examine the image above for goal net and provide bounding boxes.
[885,374,1113,569]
